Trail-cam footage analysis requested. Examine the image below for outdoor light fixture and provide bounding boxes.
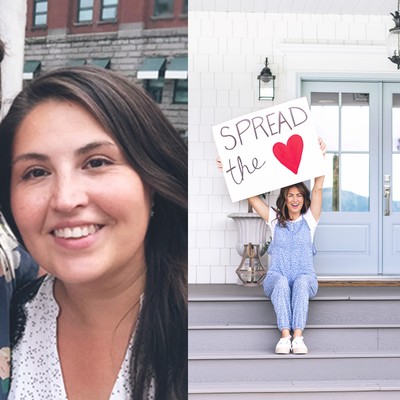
[387,0,400,69]
[257,57,275,100]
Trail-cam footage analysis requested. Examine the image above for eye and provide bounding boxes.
[22,167,49,180]
[84,157,113,169]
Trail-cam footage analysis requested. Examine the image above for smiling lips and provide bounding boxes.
[53,224,101,239]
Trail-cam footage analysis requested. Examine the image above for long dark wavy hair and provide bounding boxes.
[0,66,187,400]
[275,182,311,227]
[0,38,4,109]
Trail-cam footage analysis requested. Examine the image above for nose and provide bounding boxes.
[50,173,89,212]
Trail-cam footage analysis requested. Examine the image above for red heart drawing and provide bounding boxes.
[272,134,304,174]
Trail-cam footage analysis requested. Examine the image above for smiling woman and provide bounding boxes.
[0,67,187,400]
[247,138,326,355]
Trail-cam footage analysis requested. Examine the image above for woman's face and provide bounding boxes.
[10,100,152,286]
[285,186,304,218]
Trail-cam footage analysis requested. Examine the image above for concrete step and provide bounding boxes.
[188,285,400,397]
[189,285,400,326]
[189,324,400,353]
[189,351,400,383]
[188,380,400,399]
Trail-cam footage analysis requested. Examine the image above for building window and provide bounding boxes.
[154,0,174,17]
[182,0,188,15]
[101,0,118,21]
[33,0,48,27]
[173,79,188,104]
[78,0,94,23]
[146,78,164,104]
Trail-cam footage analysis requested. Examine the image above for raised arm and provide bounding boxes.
[216,157,270,222]
[248,196,270,222]
[310,138,326,221]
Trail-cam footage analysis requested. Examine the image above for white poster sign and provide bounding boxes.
[212,97,326,202]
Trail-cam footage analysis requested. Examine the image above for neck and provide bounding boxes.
[54,267,146,330]
[288,211,301,220]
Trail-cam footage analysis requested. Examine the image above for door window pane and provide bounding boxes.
[322,153,339,212]
[310,92,339,152]
[311,91,370,212]
[342,93,369,152]
[341,154,370,211]
[393,94,400,152]
[393,155,400,212]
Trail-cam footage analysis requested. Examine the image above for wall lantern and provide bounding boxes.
[387,1,400,69]
[257,57,275,100]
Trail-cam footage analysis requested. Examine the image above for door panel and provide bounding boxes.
[382,84,400,274]
[302,82,380,276]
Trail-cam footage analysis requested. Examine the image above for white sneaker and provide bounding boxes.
[275,336,291,354]
[291,336,308,354]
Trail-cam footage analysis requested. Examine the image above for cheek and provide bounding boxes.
[11,187,46,237]
[102,179,152,224]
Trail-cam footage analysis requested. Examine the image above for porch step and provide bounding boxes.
[188,380,400,399]
[189,285,400,326]
[189,325,400,353]
[189,350,400,382]
[188,284,400,398]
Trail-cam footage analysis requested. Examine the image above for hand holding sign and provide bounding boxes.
[212,97,326,202]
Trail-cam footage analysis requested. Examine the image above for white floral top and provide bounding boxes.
[0,213,38,399]
[9,275,153,399]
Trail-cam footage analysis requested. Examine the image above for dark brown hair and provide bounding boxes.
[0,38,4,109]
[275,182,311,227]
[0,66,187,400]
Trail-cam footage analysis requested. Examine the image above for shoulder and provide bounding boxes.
[0,215,38,286]
[304,207,318,224]
[10,275,47,348]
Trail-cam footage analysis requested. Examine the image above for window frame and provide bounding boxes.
[100,0,119,21]
[33,0,48,27]
[173,79,188,104]
[182,0,188,15]
[77,0,94,23]
[145,78,165,104]
[153,0,174,17]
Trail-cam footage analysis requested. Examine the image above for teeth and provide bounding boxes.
[54,224,99,239]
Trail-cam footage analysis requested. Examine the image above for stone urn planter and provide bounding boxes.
[228,212,270,286]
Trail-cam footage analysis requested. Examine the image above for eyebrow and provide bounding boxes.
[12,141,117,165]
[74,141,117,156]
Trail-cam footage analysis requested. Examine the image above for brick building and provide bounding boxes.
[24,0,188,136]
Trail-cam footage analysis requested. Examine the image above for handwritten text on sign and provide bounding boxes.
[212,97,326,202]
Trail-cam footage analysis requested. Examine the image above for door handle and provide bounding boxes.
[384,185,391,216]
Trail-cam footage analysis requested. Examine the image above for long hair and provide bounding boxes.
[0,38,4,109]
[0,66,187,400]
[275,182,311,227]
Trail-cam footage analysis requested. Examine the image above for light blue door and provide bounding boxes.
[302,81,386,276]
[382,83,400,274]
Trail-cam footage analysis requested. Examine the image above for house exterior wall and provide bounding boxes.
[188,9,397,284]
[24,0,188,135]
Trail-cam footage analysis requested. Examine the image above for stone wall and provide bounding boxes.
[24,26,188,135]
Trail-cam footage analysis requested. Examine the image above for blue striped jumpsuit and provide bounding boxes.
[263,210,318,332]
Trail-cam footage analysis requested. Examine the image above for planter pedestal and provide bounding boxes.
[228,213,269,286]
